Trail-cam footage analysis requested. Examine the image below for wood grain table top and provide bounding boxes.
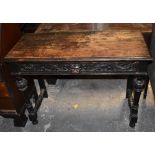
[35,23,152,33]
[5,30,152,61]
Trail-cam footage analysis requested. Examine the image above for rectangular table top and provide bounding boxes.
[5,30,152,61]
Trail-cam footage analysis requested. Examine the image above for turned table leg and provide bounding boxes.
[14,77,39,126]
[26,100,38,125]
[14,114,28,127]
[14,103,28,127]
[38,79,48,98]
[143,76,149,99]
[13,77,29,127]
[126,76,133,99]
[129,77,145,128]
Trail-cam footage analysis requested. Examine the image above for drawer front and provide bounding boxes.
[6,61,149,75]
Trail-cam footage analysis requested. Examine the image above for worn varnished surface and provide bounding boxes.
[5,31,151,61]
[35,23,152,33]
[35,23,106,33]
[107,24,152,32]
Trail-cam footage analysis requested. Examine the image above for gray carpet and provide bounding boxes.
[0,79,155,132]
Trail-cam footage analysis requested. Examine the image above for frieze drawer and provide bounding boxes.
[6,61,148,75]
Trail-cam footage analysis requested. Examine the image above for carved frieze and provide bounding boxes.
[7,61,141,75]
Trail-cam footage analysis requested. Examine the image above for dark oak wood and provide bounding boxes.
[127,76,146,127]
[4,28,152,127]
[0,23,153,127]
[34,23,153,103]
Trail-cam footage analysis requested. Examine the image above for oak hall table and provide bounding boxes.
[4,30,152,127]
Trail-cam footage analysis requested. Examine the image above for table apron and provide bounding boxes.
[5,61,150,76]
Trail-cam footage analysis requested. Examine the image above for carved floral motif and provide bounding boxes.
[9,61,139,75]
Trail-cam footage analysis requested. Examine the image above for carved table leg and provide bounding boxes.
[26,100,38,125]
[15,77,39,126]
[38,79,48,98]
[129,77,145,128]
[25,78,39,124]
[13,97,28,127]
[14,114,28,127]
[32,81,39,103]
[13,77,28,127]
[143,76,149,99]
[126,76,133,98]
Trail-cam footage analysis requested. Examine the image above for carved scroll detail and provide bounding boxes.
[10,61,139,75]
